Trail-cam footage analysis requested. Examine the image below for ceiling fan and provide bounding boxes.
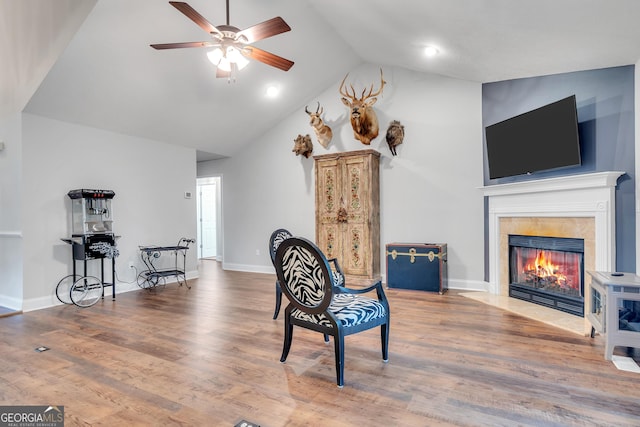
[151,1,294,78]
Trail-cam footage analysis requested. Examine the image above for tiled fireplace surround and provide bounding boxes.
[478,171,625,335]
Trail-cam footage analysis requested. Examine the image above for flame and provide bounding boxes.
[524,250,567,286]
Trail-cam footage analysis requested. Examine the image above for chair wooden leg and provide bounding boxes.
[381,322,389,362]
[280,318,293,363]
[273,281,282,319]
[333,333,345,387]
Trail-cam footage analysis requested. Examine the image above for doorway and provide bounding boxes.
[196,177,221,260]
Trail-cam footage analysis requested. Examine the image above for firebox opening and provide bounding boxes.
[509,234,584,317]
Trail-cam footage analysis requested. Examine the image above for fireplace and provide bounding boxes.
[509,234,584,316]
[479,172,623,335]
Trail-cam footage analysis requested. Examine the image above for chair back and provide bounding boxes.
[274,237,334,315]
[269,228,293,266]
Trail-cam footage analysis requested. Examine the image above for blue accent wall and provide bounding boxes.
[482,65,635,272]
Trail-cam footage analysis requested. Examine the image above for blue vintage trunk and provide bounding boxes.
[386,243,447,293]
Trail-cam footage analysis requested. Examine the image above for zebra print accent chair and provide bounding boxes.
[269,229,293,319]
[269,229,345,319]
[274,236,390,387]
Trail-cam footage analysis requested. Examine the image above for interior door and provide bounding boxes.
[198,182,217,259]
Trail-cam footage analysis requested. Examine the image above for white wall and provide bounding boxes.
[0,0,97,118]
[198,64,488,290]
[0,113,24,309]
[19,113,198,311]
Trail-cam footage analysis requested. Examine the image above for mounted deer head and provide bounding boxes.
[339,68,386,145]
[305,102,333,148]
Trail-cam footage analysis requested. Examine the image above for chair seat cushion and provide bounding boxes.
[291,294,386,328]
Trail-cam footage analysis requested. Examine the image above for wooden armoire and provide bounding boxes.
[314,149,380,279]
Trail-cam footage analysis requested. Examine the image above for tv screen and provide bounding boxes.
[485,95,581,179]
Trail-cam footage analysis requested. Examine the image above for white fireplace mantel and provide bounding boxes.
[481,171,626,295]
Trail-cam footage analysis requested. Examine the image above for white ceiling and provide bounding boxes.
[5,0,640,161]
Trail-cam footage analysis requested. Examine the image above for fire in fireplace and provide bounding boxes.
[509,234,584,316]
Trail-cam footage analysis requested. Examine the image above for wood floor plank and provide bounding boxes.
[1,260,639,426]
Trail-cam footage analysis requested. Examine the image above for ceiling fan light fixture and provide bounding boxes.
[207,47,223,64]
[227,46,249,69]
[207,46,249,72]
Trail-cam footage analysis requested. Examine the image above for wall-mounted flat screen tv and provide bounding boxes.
[485,95,581,179]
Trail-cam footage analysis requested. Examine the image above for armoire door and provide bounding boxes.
[314,149,380,279]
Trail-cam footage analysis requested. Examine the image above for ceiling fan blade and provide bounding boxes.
[237,17,291,43]
[169,1,222,36]
[150,41,216,50]
[243,46,294,71]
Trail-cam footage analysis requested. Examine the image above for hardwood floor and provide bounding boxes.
[1,260,639,426]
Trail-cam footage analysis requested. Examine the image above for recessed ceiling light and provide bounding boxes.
[424,45,439,57]
[265,85,280,98]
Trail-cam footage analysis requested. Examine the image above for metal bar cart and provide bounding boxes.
[137,238,194,290]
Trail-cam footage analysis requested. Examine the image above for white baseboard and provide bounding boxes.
[445,278,489,292]
[14,266,486,312]
[381,276,488,292]
[220,262,490,292]
[222,262,274,275]
[0,295,22,311]
[20,269,200,312]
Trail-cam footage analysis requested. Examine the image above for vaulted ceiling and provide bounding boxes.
[4,0,640,161]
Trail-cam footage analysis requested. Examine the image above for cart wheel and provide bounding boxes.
[137,272,149,289]
[70,275,104,308]
[137,271,157,289]
[56,274,79,305]
[137,272,165,290]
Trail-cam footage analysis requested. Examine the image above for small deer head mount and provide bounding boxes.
[305,102,333,148]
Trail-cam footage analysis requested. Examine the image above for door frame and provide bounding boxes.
[196,176,223,261]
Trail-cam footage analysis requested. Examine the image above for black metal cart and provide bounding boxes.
[137,238,194,290]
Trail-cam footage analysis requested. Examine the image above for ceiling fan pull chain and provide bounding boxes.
[227,61,238,83]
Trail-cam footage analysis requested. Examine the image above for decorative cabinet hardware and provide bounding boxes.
[387,247,446,263]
